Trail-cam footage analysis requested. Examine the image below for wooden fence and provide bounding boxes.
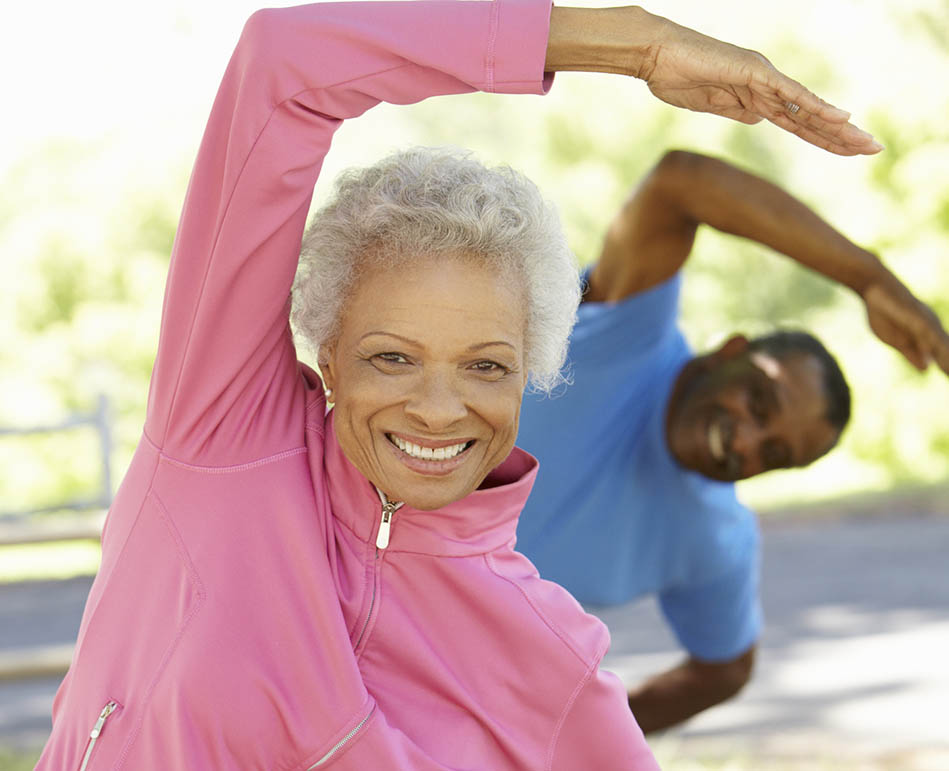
[0,395,112,545]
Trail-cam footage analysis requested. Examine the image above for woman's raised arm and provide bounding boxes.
[145,0,553,467]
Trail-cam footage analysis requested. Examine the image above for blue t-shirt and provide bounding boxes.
[515,274,761,661]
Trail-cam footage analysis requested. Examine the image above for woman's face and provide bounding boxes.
[320,256,529,511]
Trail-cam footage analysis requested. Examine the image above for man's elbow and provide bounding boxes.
[703,643,756,703]
[640,149,716,207]
[651,149,713,181]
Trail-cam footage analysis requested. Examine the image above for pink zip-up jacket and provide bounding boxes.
[37,2,658,768]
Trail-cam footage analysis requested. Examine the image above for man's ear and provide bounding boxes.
[713,333,750,362]
[687,334,750,378]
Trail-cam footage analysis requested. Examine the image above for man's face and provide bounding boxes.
[666,338,841,481]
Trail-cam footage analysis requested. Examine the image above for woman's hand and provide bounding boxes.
[546,6,882,157]
[862,278,949,375]
[641,15,881,157]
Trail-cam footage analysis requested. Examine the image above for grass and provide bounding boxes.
[0,748,42,770]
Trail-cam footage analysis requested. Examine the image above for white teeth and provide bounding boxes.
[390,435,468,461]
[708,421,725,462]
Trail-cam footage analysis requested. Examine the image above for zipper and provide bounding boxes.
[353,490,405,650]
[374,488,404,550]
[78,700,118,771]
[307,704,376,769]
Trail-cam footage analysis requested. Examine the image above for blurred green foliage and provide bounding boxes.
[1,137,178,514]
[2,0,948,518]
[0,750,40,771]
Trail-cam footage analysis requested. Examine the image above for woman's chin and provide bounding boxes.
[384,475,476,511]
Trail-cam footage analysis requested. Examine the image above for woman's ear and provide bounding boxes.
[317,344,337,395]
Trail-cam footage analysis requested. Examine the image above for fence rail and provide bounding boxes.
[0,395,113,544]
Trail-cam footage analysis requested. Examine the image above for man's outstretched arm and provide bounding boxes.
[627,645,756,734]
[586,149,949,375]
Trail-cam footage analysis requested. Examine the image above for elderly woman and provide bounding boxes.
[38,1,878,769]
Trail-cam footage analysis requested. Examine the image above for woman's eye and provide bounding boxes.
[471,360,510,376]
[373,352,410,366]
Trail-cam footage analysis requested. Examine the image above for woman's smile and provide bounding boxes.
[385,432,476,475]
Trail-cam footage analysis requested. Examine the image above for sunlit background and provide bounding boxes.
[1,0,948,767]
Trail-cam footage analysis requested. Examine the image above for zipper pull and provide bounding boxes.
[376,502,397,549]
[90,701,117,739]
[79,701,118,771]
[374,489,404,550]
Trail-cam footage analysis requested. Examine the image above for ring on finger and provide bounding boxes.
[786,101,801,115]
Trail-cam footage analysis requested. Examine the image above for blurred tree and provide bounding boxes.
[1,138,181,513]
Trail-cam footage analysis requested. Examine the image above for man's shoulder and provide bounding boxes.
[571,272,683,355]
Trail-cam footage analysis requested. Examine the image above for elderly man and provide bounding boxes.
[515,150,949,733]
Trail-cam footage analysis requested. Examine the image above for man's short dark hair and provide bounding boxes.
[748,330,851,434]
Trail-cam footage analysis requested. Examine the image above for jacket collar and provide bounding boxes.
[322,409,538,557]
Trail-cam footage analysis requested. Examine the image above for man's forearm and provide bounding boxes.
[627,647,755,733]
[658,150,896,297]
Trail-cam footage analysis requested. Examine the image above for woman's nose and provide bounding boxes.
[404,371,467,429]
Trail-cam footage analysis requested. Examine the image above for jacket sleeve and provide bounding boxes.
[550,669,660,771]
[144,0,553,466]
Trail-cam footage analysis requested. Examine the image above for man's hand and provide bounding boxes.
[863,279,949,375]
[641,15,881,157]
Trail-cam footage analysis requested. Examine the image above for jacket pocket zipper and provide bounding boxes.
[78,700,118,771]
[306,705,376,769]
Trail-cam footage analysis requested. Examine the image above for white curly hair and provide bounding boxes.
[291,147,581,393]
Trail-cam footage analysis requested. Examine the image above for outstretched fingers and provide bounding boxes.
[935,343,949,377]
[767,112,865,156]
[773,79,851,124]
[896,299,949,376]
[923,318,949,376]
[867,282,949,376]
[748,71,882,155]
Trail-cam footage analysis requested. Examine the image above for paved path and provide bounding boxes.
[599,510,949,766]
[2,510,948,765]
[0,578,89,753]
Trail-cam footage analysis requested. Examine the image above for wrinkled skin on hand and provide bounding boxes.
[862,279,949,374]
[641,19,882,157]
